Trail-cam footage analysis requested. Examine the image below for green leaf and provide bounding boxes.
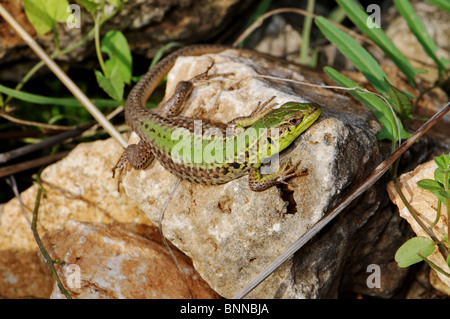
[150,42,184,69]
[105,0,122,7]
[76,0,99,14]
[385,79,413,121]
[95,67,124,101]
[416,154,449,207]
[394,0,448,73]
[434,153,450,170]
[434,153,450,186]
[395,236,435,268]
[438,190,450,199]
[426,0,450,12]
[23,0,70,36]
[417,179,443,191]
[101,30,132,84]
[337,0,420,87]
[323,66,411,142]
[315,16,390,96]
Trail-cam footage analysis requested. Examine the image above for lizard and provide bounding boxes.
[112,44,321,192]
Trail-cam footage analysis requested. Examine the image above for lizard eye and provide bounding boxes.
[289,118,298,125]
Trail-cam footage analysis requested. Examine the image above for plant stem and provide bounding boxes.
[445,170,449,246]
[431,200,442,228]
[52,26,60,53]
[32,175,72,299]
[419,254,450,278]
[300,0,315,65]
[94,13,108,77]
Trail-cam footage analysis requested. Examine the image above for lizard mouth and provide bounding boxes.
[303,105,321,126]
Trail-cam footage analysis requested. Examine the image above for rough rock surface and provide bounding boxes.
[119,48,406,298]
[46,221,218,299]
[0,138,218,299]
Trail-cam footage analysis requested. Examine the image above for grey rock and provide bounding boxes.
[121,48,401,298]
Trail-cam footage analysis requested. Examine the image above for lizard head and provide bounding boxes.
[255,102,321,157]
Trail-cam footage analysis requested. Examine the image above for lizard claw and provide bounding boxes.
[112,152,129,192]
[276,161,307,187]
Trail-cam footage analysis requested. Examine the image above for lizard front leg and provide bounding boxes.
[248,160,304,192]
[228,96,278,129]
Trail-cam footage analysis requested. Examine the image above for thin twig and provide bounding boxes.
[157,179,195,298]
[0,123,92,164]
[0,151,70,179]
[0,110,78,131]
[5,175,31,226]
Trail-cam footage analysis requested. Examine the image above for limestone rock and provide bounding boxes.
[387,159,450,295]
[0,138,217,298]
[45,221,219,299]
[120,48,392,298]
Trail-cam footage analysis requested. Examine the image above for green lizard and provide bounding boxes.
[113,45,321,192]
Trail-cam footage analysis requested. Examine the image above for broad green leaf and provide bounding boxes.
[23,0,70,36]
[417,179,443,191]
[95,67,124,101]
[337,0,420,87]
[395,236,435,268]
[385,79,413,121]
[426,0,450,12]
[323,66,411,142]
[315,16,390,96]
[101,30,132,84]
[394,0,448,73]
[76,0,99,14]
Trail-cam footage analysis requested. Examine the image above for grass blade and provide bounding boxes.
[426,0,450,12]
[337,0,420,87]
[324,66,411,142]
[315,16,390,96]
[0,84,120,108]
[394,0,448,74]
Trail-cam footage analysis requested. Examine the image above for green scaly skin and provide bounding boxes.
[113,45,321,191]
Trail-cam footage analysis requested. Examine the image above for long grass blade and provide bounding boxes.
[337,0,420,87]
[0,84,120,108]
[394,0,448,74]
[315,16,389,96]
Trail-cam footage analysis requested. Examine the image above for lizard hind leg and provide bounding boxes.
[189,58,234,85]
